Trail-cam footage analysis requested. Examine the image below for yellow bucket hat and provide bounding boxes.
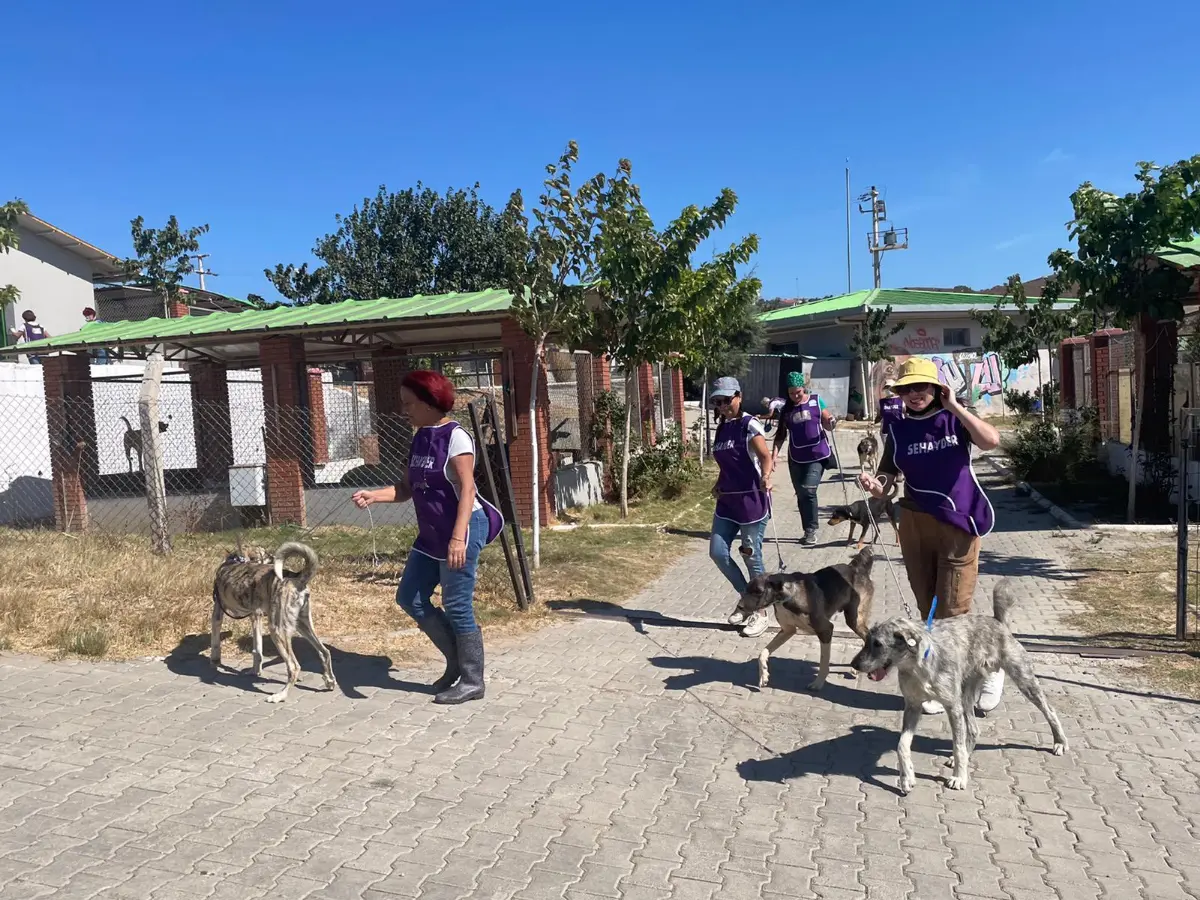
[891,357,940,388]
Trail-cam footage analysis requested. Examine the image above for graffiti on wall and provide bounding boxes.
[866,349,1052,416]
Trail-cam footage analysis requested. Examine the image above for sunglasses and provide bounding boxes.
[711,396,734,407]
[895,382,936,395]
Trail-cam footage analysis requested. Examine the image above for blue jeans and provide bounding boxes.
[396,507,488,634]
[710,515,767,595]
[788,458,824,533]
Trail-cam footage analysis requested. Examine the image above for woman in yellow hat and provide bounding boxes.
[857,357,1003,715]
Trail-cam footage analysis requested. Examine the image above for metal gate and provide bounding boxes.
[1174,409,1200,640]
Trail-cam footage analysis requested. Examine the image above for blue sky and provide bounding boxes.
[5,0,1197,303]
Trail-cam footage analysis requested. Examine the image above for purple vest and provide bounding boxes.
[409,422,504,559]
[785,395,830,463]
[713,413,770,524]
[888,408,994,537]
[879,396,904,427]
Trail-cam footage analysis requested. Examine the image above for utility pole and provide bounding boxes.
[189,254,216,291]
[857,186,908,289]
[844,161,852,293]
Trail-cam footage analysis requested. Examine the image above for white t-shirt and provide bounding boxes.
[446,426,483,512]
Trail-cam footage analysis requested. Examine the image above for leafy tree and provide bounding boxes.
[847,304,904,423]
[972,275,1074,419]
[265,183,516,304]
[1041,156,1200,521]
[124,215,210,555]
[504,141,606,567]
[579,160,757,516]
[0,198,30,313]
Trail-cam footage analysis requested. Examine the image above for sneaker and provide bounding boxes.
[975,670,1005,714]
[922,700,945,715]
[800,530,818,546]
[741,611,770,638]
[727,609,746,626]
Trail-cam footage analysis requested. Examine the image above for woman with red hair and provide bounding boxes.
[352,370,503,704]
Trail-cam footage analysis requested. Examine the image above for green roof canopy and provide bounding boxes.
[759,288,1078,329]
[1,289,516,366]
[1158,236,1200,270]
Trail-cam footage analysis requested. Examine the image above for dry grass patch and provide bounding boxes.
[0,475,715,664]
[1065,534,1200,698]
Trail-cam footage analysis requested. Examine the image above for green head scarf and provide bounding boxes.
[786,371,806,389]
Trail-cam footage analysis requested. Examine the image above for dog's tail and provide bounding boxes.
[274,541,319,589]
[992,578,1017,627]
[119,415,132,432]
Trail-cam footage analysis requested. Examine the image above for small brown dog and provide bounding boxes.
[210,540,335,703]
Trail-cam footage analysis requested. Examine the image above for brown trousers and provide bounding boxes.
[897,501,980,619]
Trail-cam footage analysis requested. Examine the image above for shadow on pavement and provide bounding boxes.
[737,724,1033,794]
[546,598,729,631]
[647,654,903,713]
[163,632,435,700]
[978,550,1087,582]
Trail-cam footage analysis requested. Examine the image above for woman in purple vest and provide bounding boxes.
[352,370,503,705]
[709,377,775,639]
[771,371,837,545]
[857,357,1004,714]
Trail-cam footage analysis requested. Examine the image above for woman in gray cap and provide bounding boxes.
[708,376,774,638]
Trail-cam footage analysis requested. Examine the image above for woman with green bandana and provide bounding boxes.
[772,371,837,545]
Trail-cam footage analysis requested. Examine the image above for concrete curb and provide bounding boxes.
[978,453,1089,530]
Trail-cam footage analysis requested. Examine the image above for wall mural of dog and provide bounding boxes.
[211,540,336,703]
[119,414,171,472]
[851,578,1068,794]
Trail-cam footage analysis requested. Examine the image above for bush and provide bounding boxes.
[626,425,700,500]
[1006,407,1098,484]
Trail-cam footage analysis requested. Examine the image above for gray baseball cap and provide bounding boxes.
[709,376,741,404]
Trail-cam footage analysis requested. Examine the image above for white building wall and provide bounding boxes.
[0,229,97,342]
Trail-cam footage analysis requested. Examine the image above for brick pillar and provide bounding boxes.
[501,317,552,527]
[188,360,233,486]
[1089,330,1115,438]
[370,347,411,482]
[637,363,656,445]
[260,336,310,526]
[168,300,189,318]
[42,354,96,532]
[590,355,614,494]
[575,354,596,461]
[308,368,330,465]
[670,367,686,440]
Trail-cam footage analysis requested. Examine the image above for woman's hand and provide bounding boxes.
[447,536,467,570]
[857,473,885,498]
[711,483,720,500]
[351,490,374,509]
[759,474,773,493]
[940,383,964,414]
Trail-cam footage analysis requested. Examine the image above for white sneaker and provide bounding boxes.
[922,700,945,715]
[727,609,746,626]
[976,670,1005,714]
[741,611,770,638]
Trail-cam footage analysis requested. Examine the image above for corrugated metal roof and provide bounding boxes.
[759,287,1077,328]
[3,289,515,354]
[1159,236,1200,269]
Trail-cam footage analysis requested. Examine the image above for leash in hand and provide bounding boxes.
[854,472,919,621]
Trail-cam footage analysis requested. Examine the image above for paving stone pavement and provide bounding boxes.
[0,432,1198,900]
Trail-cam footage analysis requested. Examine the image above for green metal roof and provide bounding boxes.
[1158,236,1200,269]
[2,289,515,355]
[759,287,1077,329]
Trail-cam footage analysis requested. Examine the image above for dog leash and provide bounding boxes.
[854,475,919,621]
[827,425,851,508]
[924,596,938,659]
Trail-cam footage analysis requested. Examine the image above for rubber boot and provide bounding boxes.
[433,630,485,705]
[416,609,460,692]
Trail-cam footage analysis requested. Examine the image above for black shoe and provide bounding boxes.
[800,530,818,546]
[433,630,485,705]
[417,610,460,692]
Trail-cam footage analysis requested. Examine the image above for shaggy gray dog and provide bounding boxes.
[850,578,1068,793]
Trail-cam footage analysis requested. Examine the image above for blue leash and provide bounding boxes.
[923,595,938,659]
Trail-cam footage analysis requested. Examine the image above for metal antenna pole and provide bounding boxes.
[845,161,852,293]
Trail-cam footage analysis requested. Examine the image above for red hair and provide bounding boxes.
[401,369,456,414]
